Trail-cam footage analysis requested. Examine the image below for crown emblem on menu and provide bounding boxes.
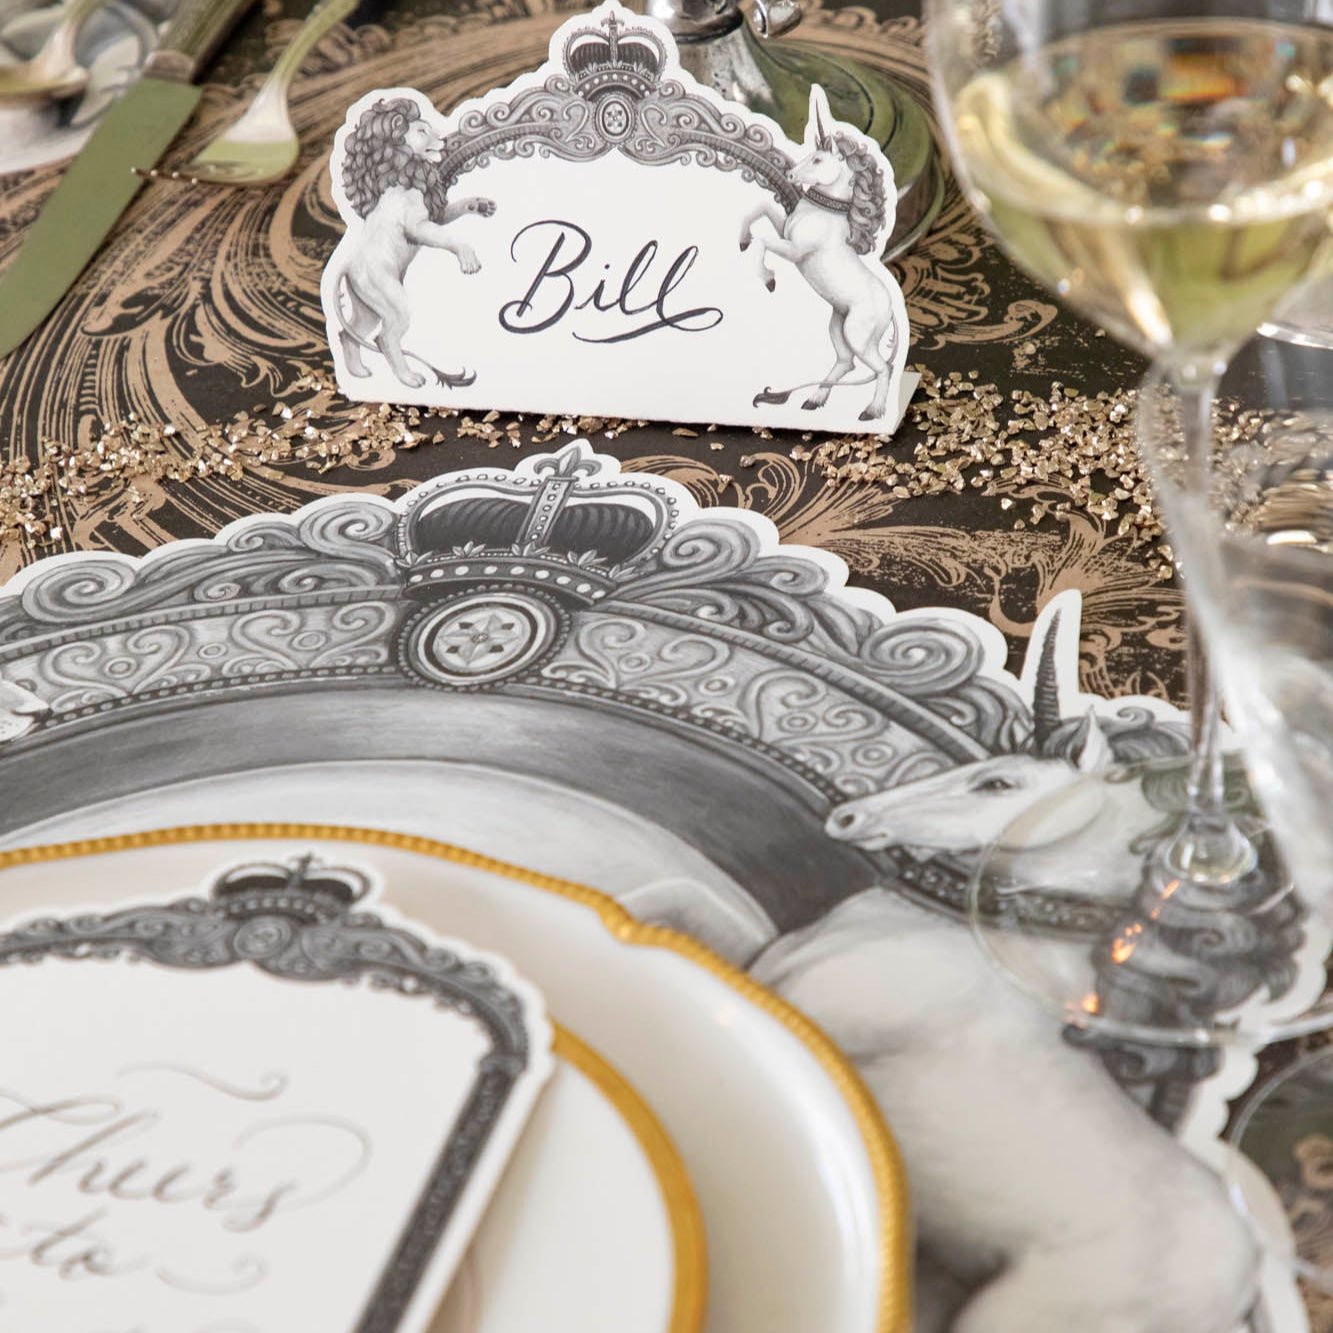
[563,11,667,98]
[212,854,372,922]
[397,442,679,605]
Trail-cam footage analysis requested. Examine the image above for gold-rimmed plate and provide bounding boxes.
[0,827,911,1333]
[433,1024,706,1333]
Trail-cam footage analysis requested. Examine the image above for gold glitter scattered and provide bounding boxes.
[1012,339,1039,371]
[0,372,657,558]
[804,367,1175,575]
[0,371,415,551]
[2,362,1272,581]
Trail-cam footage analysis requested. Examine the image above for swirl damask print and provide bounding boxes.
[0,5,1051,556]
[5,602,400,717]
[538,613,948,795]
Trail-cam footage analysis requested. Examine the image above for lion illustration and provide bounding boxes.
[325,95,496,389]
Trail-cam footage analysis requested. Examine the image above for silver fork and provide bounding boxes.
[151,0,357,186]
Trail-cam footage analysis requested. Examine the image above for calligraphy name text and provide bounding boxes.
[499,220,723,342]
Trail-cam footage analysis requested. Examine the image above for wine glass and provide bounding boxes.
[925,0,1333,1044]
[1227,1042,1333,1293]
[1262,271,1333,347]
[1146,338,1332,925]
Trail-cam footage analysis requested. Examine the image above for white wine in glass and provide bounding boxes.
[949,19,1333,357]
[926,0,1333,1047]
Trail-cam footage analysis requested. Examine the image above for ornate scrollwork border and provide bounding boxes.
[0,441,1159,937]
[432,6,800,208]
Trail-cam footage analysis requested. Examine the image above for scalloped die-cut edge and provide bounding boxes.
[199,850,555,1079]
[0,439,1185,744]
[326,9,898,262]
[319,0,914,434]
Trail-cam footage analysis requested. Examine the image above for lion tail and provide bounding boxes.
[324,259,476,389]
[324,257,374,359]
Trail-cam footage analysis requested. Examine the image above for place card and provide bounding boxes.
[0,852,552,1333]
[320,0,916,435]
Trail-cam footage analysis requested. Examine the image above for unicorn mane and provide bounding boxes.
[831,132,887,255]
[1039,707,1189,768]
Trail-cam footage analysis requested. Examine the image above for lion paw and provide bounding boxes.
[399,371,427,389]
[458,248,481,274]
[471,198,497,216]
[339,335,371,378]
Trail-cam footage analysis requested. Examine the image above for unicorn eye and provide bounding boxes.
[972,775,1017,793]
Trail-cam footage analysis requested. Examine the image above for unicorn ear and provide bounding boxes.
[1073,710,1113,773]
[808,84,833,148]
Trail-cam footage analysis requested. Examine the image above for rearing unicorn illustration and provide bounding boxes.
[740,86,910,424]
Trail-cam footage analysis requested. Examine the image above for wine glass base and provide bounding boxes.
[966,757,1331,1048]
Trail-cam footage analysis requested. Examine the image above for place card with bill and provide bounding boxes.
[319,0,917,435]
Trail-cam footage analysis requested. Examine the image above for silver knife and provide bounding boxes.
[0,0,260,359]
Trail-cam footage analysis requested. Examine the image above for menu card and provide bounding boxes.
[0,852,552,1333]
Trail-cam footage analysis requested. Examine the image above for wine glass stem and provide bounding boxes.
[1183,618,1229,824]
[1164,369,1258,883]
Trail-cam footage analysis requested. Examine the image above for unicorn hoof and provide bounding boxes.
[859,406,886,422]
[802,398,824,411]
[765,276,775,292]
[739,238,750,252]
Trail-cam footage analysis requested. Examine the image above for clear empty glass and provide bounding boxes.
[1147,341,1332,929]
[969,335,1332,1047]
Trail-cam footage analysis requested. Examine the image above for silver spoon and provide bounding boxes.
[0,0,112,103]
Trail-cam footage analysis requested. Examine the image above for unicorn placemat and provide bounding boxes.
[319,0,916,435]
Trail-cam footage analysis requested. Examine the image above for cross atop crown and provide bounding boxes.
[562,7,668,101]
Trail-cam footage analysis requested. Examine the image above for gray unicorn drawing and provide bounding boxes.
[741,86,909,423]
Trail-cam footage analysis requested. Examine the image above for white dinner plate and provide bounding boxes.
[0,827,910,1333]
[432,1023,706,1333]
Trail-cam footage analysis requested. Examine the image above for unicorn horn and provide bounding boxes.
[1030,609,1063,750]
[810,87,832,149]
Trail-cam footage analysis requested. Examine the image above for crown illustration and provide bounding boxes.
[211,853,372,922]
[397,442,679,605]
[563,11,667,100]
